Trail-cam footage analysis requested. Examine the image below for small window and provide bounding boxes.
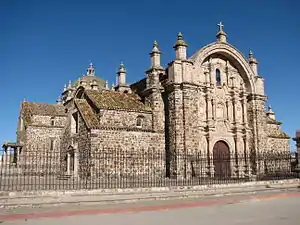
[136,117,143,128]
[51,120,55,126]
[50,139,54,150]
[216,69,221,86]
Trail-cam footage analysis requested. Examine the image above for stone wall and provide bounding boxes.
[59,115,73,174]
[31,115,66,127]
[267,138,290,153]
[77,113,91,178]
[266,123,290,153]
[20,125,63,174]
[98,109,152,131]
[90,129,165,178]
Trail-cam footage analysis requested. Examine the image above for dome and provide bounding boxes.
[72,75,106,89]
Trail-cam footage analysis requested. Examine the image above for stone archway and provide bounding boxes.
[213,141,231,178]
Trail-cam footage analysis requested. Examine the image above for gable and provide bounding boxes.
[21,102,67,126]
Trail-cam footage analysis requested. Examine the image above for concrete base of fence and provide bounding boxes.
[0,179,299,209]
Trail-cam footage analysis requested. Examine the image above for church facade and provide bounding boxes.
[3,24,290,179]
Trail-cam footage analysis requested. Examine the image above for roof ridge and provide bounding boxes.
[74,99,100,129]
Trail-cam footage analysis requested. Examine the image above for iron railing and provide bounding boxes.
[0,149,298,191]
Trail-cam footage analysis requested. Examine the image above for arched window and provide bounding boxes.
[216,69,221,86]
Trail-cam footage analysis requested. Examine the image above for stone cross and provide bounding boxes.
[217,22,224,31]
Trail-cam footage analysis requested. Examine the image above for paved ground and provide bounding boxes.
[1,189,300,224]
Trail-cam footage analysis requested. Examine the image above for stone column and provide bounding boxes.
[74,151,78,177]
[206,136,214,177]
[206,93,214,126]
[67,153,71,175]
[243,135,251,178]
[233,136,239,178]
[204,69,210,87]
[225,100,229,120]
[5,146,11,165]
[242,94,248,126]
[232,97,239,125]
[212,98,216,121]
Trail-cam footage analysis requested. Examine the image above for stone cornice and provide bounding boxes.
[90,126,164,134]
[247,93,267,101]
[98,108,152,114]
[142,87,164,96]
[145,67,166,74]
[27,124,65,129]
[268,135,290,140]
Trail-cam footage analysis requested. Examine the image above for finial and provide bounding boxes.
[57,96,62,104]
[267,105,275,119]
[119,62,126,73]
[111,82,115,90]
[22,98,26,103]
[105,80,109,89]
[268,105,272,111]
[68,80,72,88]
[63,84,67,92]
[173,32,188,48]
[177,32,183,40]
[89,62,94,68]
[216,22,227,43]
[151,40,161,55]
[248,49,258,65]
[217,22,224,32]
[249,49,254,58]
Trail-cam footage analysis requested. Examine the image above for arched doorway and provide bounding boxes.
[213,141,231,178]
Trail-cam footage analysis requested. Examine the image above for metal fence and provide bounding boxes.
[0,149,298,191]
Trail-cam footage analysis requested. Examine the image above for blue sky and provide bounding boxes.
[1,0,299,150]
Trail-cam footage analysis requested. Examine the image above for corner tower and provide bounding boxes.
[143,41,165,132]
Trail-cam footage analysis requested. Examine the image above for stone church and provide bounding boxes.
[2,23,290,179]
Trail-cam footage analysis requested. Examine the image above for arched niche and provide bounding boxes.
[190,43,256,93]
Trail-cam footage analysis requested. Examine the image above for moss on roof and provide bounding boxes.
[268,131,290,139]
[266,117,282,125]
[22,102,67,126]
[74,99,100,129]
[85,89,152,112]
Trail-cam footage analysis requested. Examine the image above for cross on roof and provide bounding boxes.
[217,22,224,31]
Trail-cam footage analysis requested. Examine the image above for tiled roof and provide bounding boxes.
[74,99,100,129]
[22,102,67,126]
[85,89,151,112]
